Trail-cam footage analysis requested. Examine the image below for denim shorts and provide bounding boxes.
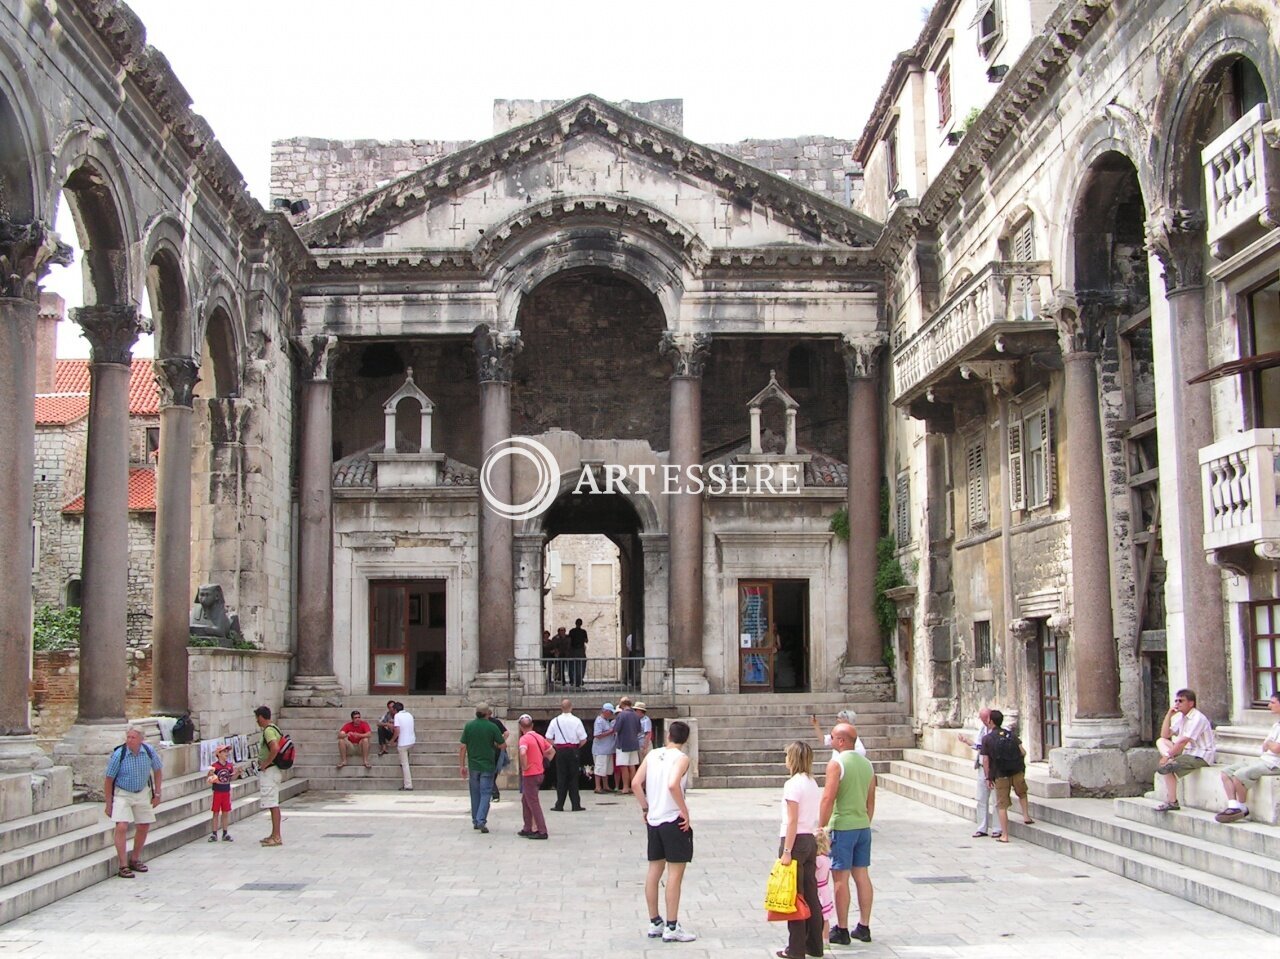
[829,827,872,870]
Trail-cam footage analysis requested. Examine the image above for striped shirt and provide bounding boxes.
[105,743,163,793]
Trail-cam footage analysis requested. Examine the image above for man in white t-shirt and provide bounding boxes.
[545,699,588,812]
[1216,690,1280,823]
[392,702,416,791]
[1154,688,1216,811]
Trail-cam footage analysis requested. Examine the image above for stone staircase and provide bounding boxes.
[880,740,1279,932]
[0,744,305,925]
[685,695,914,788]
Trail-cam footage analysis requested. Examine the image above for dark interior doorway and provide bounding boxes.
[369,579,446,694]
[738,579,810,692]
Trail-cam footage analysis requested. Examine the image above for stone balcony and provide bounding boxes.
[1200,428,1280,564]
[1202,103,1280,258]
[891,259,1057,410]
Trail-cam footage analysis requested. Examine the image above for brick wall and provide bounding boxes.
[31,648,154,748]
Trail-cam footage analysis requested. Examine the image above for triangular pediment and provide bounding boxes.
[300,95,882,253]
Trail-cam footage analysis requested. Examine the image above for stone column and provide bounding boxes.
[660,332,711,694]
[0,221,68,771]
[840,333,893,699]
[472,325,523,688]
[150,357,199,716]
[285,336,343,707]
[1146,209,1228,722]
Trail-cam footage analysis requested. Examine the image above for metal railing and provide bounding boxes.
[506,656,676,708]
[1200,428,1280,554]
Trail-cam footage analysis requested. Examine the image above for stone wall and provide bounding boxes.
[187,648,293,741]
[710,137,859,207]
[30,648,153,750]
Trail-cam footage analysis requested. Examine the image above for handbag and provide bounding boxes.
[767,894,811,923]
[763,858,798,913]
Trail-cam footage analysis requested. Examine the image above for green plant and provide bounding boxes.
[960,106,981,133]
[232,636,258,651]
[829,507,850,541]
[188,635,220,647]
[33,605,80,651]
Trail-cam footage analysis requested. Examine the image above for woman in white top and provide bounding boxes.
[776,741,823,959]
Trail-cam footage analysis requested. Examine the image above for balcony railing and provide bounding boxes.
[1202,103,1280,253]
[505,656,676,707]
[892,260,1053,399]
[1200,428,1280,555]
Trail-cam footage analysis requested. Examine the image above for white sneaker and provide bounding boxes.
[646,921,665,938]
[662,923,697,942]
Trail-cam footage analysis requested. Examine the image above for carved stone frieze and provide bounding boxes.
[0,217,73,300]
[1144,207,1206,295]
[472,324,523,384]
[292,334,339,382]
[840,332,887,382]
[71,305,146,366]
[153,356,200,408]
[659,331,713,378]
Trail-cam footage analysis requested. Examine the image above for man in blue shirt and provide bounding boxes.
[104,726,164,878]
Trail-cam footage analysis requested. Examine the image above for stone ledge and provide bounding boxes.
[1160,766,1280,825]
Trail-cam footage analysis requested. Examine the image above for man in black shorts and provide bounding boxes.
[632,720,695,943]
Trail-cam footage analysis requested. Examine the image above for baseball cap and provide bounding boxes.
[602,702,615,712]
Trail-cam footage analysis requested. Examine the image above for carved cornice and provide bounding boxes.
[0,217,73,300]
[840,332,888,382]
[300,95,883,251]
[660,331,713,378]
[292,334,338,382]
[153,356,200,408]
[472,324,523,384]
[1145,207,1207,295]
[303,249,479,280]
[72,305,146,365]
[704,247,881,277]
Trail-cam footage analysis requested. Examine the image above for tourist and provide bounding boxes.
[1155,688,1217,812]
[774,741,823,959]
[517,714,552,839]
[336,708,373,769]
[633,719,696,943]
[206,742,237,843]
[593,702,617,793]
[104,725,164,878]
[254,706,284,846]
[392,701,416,790]
[980,709,1034,842]
[376,700,396,755]
[546,698,588,811]
[957,708,999,837]
[1216,690,1280,822]
[489,711,509,802]
[568,618,589,686]
[542,629,556,686]
[814,827,834,945]
[636,702,654,756]
[810,709,867,757]
[552,626,570,684]
[459,702,506,833]
[614,697,643,792]
[818,723,875,944]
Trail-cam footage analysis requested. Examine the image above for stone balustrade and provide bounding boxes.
[1202,103,1280,255]
[1199,428,1280,557]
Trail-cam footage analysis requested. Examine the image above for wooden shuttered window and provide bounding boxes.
[966,439,987,530]
[937,62,952,126]
[1007,420,1025,511]
[895,472,911,545]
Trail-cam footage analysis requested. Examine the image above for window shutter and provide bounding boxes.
[1007,420,1025,511]
[967,441,987,528]
[896,472,911,545]
[1042,409,1056,505]
[1013,220,1035,261]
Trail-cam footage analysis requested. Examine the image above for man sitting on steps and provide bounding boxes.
[1216,690,1280,823]
[1154,688,1216,812]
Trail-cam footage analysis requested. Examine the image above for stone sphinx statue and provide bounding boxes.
[190,583,241,643]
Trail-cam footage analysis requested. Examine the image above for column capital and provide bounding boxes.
[839,332,887,382]
[472,324,523,383]
[1055,289,1128,354]
[1144,207,1206,295]
[71,305,146,365]
[659,331,712,378]
[153,356,200,408]
[0,216,72,301]
[292,334,338,381]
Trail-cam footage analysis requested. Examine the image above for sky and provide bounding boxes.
[44,0,927,359]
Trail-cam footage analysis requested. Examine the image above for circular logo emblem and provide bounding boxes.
[479,436,560,521]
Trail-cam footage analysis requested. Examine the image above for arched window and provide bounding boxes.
[65,578,82,609]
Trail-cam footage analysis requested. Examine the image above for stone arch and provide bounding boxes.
[1068,151,1151,303]
[141,214,191,359]
[1150,5,1278,209]
[515,468,663,539]
[0,38,47,223]
[196,276,244,398]
[995,201,1046,258]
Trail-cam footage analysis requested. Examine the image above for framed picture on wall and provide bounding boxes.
[408,595,422,625]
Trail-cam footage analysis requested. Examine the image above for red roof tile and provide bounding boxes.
[50,359,159,417]
[34,394,91,426]
[62,467,156,514]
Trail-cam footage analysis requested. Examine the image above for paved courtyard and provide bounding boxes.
[0,787,1271,958]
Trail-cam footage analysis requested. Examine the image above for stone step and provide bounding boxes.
[296,775,468,791]
[0,777,306,926]
[888,759,977,798]
[695,721,913,737]
[1114,797,1280,860]
[879,773,1280,933]
[698,732,916,750]
[0,802,101,856]
[700,748,903,766]
[684,700,906,715]
[697,761,892,783]
[900,749,1071,799]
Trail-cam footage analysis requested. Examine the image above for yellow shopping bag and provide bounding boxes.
[763,858,798,913]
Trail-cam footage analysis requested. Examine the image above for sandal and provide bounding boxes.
[1024,819,1036,825]
[997,836,1010,843]
[972,830,988,837]
[117,866,135,878]
[127,860,148,872]
[1154,801,1180,812]
[259,837,283,846]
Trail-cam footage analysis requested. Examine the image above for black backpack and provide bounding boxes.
[991,729,1023,773]
[265,725,296,770]
[171,713,195,744]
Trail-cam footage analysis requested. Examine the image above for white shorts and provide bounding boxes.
[109,787,155,824]
[593,754,615,776]
[259,765,283,809]
[615,749,640,767]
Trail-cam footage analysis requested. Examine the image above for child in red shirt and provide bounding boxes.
[206,742,238,842]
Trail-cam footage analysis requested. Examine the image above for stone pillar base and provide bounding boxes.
[283,675,344,708]
[838,665,895,701]
[0,734,53,773]
[53,720,160,798]
[468,671,517,710]
[1062,717,1136,749]
[1,766,73,823]
[1049,743,1159,798]
[672,667,710,696]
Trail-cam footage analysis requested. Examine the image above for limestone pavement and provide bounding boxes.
[0,788,1271,958]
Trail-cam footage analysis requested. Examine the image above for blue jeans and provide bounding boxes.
[469,770,495,826]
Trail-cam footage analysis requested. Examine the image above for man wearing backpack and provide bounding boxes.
[103,726,164,879]
[980,710,1035,843]
[254,706,287,846]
